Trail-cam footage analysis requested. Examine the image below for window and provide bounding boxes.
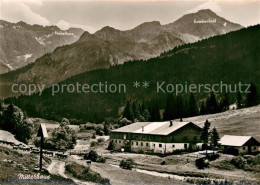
[115,140,117,143]
[136,142,138,146]
[254,147,257,150]
[141,142,143,146]
[184,144,188,149]
[159,144,162,148]
[119,140,121,144]
[153,144,155,147]
[146,143,149,147]
[243,147,246,150]
[172,145,175,148]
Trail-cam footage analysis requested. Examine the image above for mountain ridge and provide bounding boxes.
[0,9,243,98]
[6,25,260,122]
[0,20,85,74]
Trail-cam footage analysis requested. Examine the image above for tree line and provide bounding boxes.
[122,82,259,122]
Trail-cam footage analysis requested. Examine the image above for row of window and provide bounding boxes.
[112,139,188,149]
[243,146,257,150]
[132,141,188,149]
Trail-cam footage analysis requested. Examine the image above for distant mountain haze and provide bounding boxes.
[0,20,84,74]
[0,9,243,98]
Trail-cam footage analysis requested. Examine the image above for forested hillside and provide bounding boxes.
[7,25,260,123]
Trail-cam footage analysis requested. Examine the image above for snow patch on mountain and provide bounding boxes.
[181,34,200,43]
[35,37,45,45]
[6,63,14,70]
[24,54,33,61]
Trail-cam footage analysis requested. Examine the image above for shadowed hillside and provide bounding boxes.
[6,25,260,123]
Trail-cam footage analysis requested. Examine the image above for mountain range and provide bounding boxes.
[0,9,243,98]
[0,20,84,74]
[7,25,260,122]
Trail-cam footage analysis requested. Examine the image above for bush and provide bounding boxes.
[244,154,260,165]
[65,162,110,184]
[97,156,106,163]
[119,158,134,170]
[98,138,105,143]
[207,153,220,161]
[86,150,99,162]
[195,158,209,169]
[107,140,115,150]
[231,156,246,169]
[91,141,97,147]
[161,161,166,165]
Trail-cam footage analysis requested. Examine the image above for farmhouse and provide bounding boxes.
[219,135,260,155]
[110,121,202,154]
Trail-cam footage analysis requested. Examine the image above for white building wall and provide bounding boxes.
[130,140,189,154]
[111,139,125,149]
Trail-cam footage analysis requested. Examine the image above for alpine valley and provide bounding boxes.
[0,9,243,98]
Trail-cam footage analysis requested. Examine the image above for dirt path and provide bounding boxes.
[47,159,67,178]
[47,159,97,185]
[69,158,184,185]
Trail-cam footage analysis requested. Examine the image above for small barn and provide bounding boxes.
[110,121,202,154]
[219,135,260,155]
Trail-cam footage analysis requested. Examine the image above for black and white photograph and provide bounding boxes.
[0,0,260,184]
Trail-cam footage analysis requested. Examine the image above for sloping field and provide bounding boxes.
[182,105,260,140]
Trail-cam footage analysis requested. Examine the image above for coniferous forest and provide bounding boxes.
[6,25,260,123]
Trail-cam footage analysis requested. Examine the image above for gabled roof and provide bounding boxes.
[112,121,201,136]
[37,123,48,138]
[219,135,260,147]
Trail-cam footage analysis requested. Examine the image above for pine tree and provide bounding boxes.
[246,82,258,107]
[143,109,150,122]
[200,120,211,155]
[132,100,139,119]
[222,93,229,111]
[188,93,198,117]
[176,95,184,119]
[149,99,161,121]
[209,92,218,114]
[2,103,16,132]
[163,93,174,120]
[236,91,242,109]
[200,102,206,115]
[0,99,3,111]
[210,127,220,148]
[123,100,133,121]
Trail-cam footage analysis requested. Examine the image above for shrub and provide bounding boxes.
[231,156,246,169]
[119,158,134,170]
[91,141,97,147]
[195,158,209,169]
[161,161,166,165]
[65,162,110,184]
[98,138,105,143]
[107,140,115,150]
[86,150,99,162]
[97,156,106,163]
[244,154,260,165]
[207,153,220,161]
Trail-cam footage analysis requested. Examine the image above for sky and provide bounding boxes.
[0,0,259,33]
